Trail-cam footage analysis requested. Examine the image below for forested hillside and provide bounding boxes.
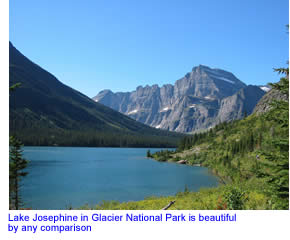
[9,42,183,147]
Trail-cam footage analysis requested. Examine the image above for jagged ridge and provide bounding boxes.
[94,65,266,133]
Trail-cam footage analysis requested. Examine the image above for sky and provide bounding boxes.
[9,0,289,98]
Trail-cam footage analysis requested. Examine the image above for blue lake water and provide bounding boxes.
[21,147,219,209]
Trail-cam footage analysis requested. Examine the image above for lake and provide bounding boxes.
[21,147,219,209]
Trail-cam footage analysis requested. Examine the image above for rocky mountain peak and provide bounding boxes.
[192,64,210,72]
[99,89,113,94]
[93,65,265,133]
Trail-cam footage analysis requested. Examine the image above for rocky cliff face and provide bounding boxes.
[217,85,266,122]
[93,65,266,133]
[253,88,288,115]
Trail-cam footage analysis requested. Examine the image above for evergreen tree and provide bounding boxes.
[146,150,152,158]
[9,81,29,210]
[9,136,28,210]
[261,66,289,208]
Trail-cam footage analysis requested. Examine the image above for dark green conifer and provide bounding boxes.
[9,136,28,210]
[261,66,289,208]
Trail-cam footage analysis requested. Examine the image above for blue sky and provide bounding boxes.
[10,0,289,97]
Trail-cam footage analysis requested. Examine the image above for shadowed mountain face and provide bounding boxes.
[9,42,182,147]
[217,85,266,122]
[253,86,288,115]
[94,65,265,133]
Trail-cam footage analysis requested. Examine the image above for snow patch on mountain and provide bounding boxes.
[160,107,170,112]
[260,86,271,92]
[127,109,138,115]
[204,96,214,100]
[188,104,196,108]
[214,76,235,84]
[205,69,235,84]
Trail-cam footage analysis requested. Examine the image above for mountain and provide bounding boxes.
[259,85,271,92]
[217,85,266,122]
[9,42,182,147]
[253,87,288,115]
[94,65,265,133]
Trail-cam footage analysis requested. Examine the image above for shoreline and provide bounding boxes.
[150,154,228,186]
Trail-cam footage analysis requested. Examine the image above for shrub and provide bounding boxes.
[223,186,248,210]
